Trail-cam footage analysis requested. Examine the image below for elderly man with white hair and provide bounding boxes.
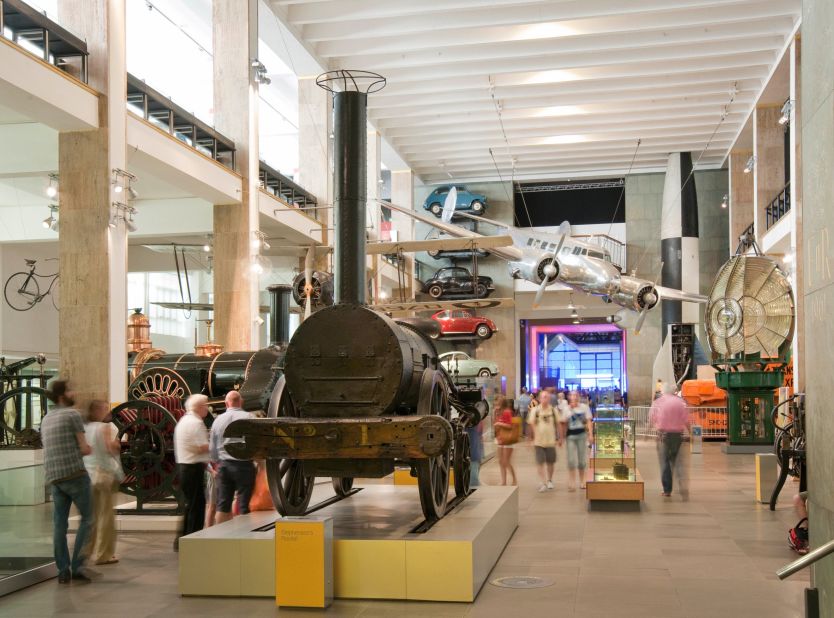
[649,383,690,499]
[173,394,210,549]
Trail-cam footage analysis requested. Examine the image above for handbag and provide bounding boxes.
[495,421,519,446]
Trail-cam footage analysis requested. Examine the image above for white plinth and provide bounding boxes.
[0,449,45,505]
[179,484,518,602]
[69,500,182,532]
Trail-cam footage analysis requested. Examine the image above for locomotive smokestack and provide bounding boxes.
[267,284,292,346]
[318,70,386,305]
[333,89,367,305]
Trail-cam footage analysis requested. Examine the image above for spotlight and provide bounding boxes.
[109,214,119,228]
[114,184,123,194]
[42,215,54,229]
[254,315,265,325]
[203,242,211,253]
[261,239,270,250]
[125,216,138,233]
[128,185,139,200]
[46,173,59,198]
[250,260,264,275]
[46,185,58,198]
[721,194,728,209]
[50,219,59,232]
[572,317,581,324]
[778,100,794,126]
[251,237,261,250]
[744,156,755,174]
[783,253,793,264]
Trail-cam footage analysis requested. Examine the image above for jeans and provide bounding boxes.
[178,463,206,540]
[566,433,588,470]
[52,474,93,577]
[469,460,481,487]
[658,432,684,494]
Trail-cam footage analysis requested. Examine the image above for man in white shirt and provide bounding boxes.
[209,391,256,524]
[527,390,562,492]
[174,394,210,548]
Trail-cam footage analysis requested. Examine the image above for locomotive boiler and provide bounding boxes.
[224,70,485,521]
[113,285,292,512]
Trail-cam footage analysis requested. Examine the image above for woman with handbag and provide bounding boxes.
[82,400,124,566]
[493,397,517,486]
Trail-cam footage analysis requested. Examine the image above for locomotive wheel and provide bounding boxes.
[415,369,451,520]
[110,400,180,502]
[332,477,355,496]
[453,430,471,497]
[266,377,315,516]
[0,386,50,448]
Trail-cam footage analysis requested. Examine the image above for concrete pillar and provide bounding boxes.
[57,0,127,405]
[753,105,786,243]
[212,0,259,350]
[789,36,804,392]
[802,0,834,608]
[728,150,754,251]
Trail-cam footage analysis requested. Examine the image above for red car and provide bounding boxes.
[430,310,497,340]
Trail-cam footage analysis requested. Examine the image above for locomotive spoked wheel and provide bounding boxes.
[415,369,451,520]
[266,377,315,516]
[453,430,471,497]
[332,477,355,496]
[0,386,50,448]
[110,400,179,501]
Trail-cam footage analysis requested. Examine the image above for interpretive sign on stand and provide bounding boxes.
[690,425,703,454]
[275,516,333,608]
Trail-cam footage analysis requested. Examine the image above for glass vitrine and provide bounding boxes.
[590,405,637,483]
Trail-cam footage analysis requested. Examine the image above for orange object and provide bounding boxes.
[249,463,274,512]
[681,380,727,407]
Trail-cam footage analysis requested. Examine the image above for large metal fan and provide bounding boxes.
[705,256,794,358]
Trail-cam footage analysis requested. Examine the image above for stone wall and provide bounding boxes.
[624,169,729,404]
[802,0,834,612]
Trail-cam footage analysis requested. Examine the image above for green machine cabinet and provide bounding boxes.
[715,370,783,445]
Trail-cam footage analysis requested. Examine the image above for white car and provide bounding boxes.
[439,351,499,379]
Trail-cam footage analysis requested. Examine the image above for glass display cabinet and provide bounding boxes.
[586,405,644,502]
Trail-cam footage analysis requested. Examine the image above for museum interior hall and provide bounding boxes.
[0,1,832,616]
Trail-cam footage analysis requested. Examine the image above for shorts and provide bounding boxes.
[534,446,556,465]
[216,460,256,514]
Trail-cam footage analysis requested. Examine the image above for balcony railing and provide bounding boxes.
[574,233,626,271]
[0,0,88,83]
[126,73,235,170]
[736,222,756,254]
[765,182,791,230]
[259,161,317,210]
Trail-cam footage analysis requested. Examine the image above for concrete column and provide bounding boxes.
[753,105,786,243]
[802,0,834,607]
[212,0,259,349]
[57,0,127,404]
[789,36,804,392]
[728,150,754,251]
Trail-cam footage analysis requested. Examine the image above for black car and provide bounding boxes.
[421,267,495,299]
[427,233,490,260]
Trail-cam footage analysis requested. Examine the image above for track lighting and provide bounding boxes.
[110,201,139,231]
[112,168,138,199]
[744,156,756,174]
[125,214,138,233]
[251,58,271,85]
[42,204,59,232]
[778,100,794,126]
[46,173,59,198]
[42,214,54,229]
[252,231,270,251]
[128,185,139,200]
[721,194,728,209]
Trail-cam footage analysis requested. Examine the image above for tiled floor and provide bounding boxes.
[1,441,810,617]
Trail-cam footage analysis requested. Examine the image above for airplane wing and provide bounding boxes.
[365,235,513,255]
[453,211,510,230]
[655,286,708,304]
[152,302,271,312]
[370,297,514,313]
[385,201,523,262]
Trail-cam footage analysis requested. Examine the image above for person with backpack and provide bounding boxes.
[527,390,562,492]
[561,390,593,491]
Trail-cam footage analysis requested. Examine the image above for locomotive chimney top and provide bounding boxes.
[317,70,386,306]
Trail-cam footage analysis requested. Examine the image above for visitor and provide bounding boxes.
[515,387,532,437]
[83,399,123,566]
[789,492,809,555]
[649,383,690,498]
[40,380,93,584]
[466,418,484,487]
[209,391,256,523]
[493,397,517,486]
[527,390,561,492]
[174,394,210,549]
[561,390,592,492]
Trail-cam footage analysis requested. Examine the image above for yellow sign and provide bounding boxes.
[275,517,333,608]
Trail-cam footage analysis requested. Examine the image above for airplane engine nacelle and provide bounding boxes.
[291,270,335,309]
[508,256,561,285]
[609,275,659,312]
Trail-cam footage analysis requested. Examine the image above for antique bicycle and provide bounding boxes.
[3,259,60,311]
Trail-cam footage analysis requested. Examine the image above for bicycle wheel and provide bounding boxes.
[50,276,60,311]
[4,273,40,311]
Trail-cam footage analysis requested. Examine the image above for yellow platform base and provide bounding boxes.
[179,484,517,602]
[392,467,454,486]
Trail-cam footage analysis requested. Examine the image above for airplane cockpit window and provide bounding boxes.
[588,250,604,260]
[527,238,536,247]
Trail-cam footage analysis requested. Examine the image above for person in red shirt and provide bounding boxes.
[650,383,691,498]
[493,397,517,486]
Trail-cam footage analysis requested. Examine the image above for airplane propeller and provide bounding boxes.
[303,244,314,320]
[532,221,571,309]
[634,261,663,334]
[441,186,458,223]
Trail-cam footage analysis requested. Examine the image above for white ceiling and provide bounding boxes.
[270,0,801,183]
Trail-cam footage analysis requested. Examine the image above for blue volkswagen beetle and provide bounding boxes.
[422,185,487,217]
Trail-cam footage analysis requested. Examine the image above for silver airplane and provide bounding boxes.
[384,201,707,332]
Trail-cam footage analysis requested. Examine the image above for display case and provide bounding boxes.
[586,404,644,501]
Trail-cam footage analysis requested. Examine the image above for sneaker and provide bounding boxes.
[71,570,93,584]
[546,480,554,490]
[538,484,548,493]
[58,573,70,584]
[789,521,809,555]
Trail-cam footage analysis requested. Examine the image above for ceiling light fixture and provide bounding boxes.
[42,204,59,231]
[251,58,271,85]
[721,194,728,209]
[778,100,794,126]
[203,234,212,253]
[46,173,59,198]
[744,156,756,174]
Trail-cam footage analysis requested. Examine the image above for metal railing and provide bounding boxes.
[629,405,728,439]
[126,73,235,170]
[765,182,791,230]
[574,233,626,271]
[0,0,88,82]
[258,161,317,210]
[736,222,756,254]
[777,539,834,579]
